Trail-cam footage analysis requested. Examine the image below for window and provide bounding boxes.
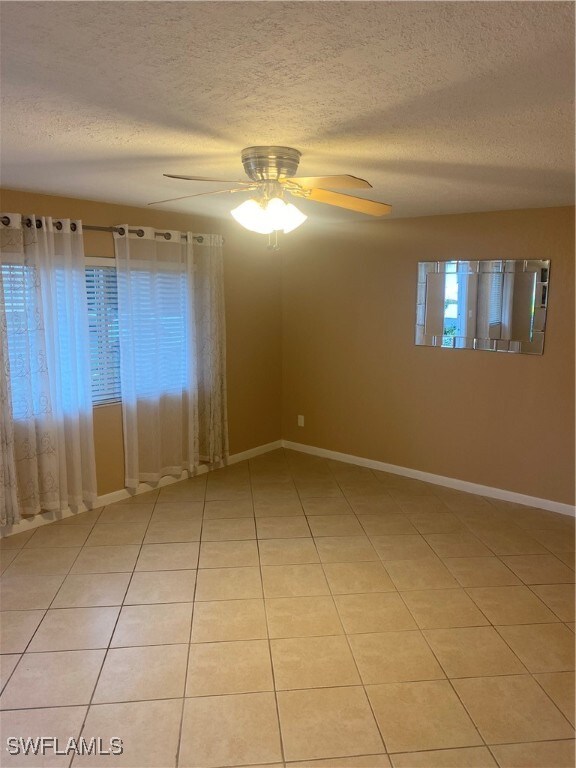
[85,261,121,405]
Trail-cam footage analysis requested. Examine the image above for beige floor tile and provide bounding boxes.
[384,558,459,590]
[401,589,490,629]
[195,566,262,601]
[323,561,395,594]
[472,526,548,555]
[24,524,92,548]
[443,557,521,587]
[71,545,140,574]
[357,514,418,536]
[5,547,80,576]
[466,585,559,624]
[349,495,403,515]
[259,538,319,565]
[407,512,466,534]
[441,492,492,513]
[0,610,44,653]
[53,572,131,608]
[143,519,202,543]
[93,644,188,703]
[159,480,206,502]
[556,551,576,569]
[290,756,390,768]
[186,639,273,696]
[203,500,254,519]
[391,747,497,767]
[266,596,343,638]
[205,487,252,504]
[453,674,574,744]
[76,698,182,767]
[303,498,353,516]
[534,671,575,725]
[56,509,102,526]
[490,740,575,768]
[349,630,444,684]
[0,530,34,549]
[531,584,575,621]
[496,623,575,672]
[0,706,87,768]
[111,602,192,647]
[98,503,154,524]
[191,599,267,642]
[296,480,343,498]
[278,686,384,762]
[500,554,576,584]
[135,542,199,571]
[308,515,364,537]
[85,523,147,547]
[116,489,159,505]
[335,593,417,634]
[367,679,482,753]
[0,550,17,574]
[315,536,378,563]
[150,501,204,521]
[198,539,259,568]
[257,516,311,539]
[271,635,360,689]
[254,499,305,517]
[424,532,493,558]
[371,535,436,561]
[397,497,448,515]
[529,528,576,553]
[0,654,20,691]
[180,692,282,768]
[28,606,120,651]
[124,569,196,604]
[201,517,256,541]
[423,626,527,677]
[262,564,329,597]
[0,649,104,709]
[0,574,65,610]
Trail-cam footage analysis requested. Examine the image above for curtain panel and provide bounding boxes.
[0,214,97,526]
[114,227,228,489]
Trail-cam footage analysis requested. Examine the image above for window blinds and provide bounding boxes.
[85,265,121,404]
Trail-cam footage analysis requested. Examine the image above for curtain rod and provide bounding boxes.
[83,225,204,243]
[0,216,203,243]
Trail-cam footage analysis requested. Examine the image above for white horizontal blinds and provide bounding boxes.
[127,260,188,398]
[85,265,121,404]
[488,271,504,325]
[0,262,43,420]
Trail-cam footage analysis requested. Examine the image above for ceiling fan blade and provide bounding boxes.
[307,188,392,217]
[285,174,372,190]
[148,188,247,205]
[163,174,252,184]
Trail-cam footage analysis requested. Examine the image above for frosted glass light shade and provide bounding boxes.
[231,197,307,234]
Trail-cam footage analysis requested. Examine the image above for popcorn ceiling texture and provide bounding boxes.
[1,1,574,220]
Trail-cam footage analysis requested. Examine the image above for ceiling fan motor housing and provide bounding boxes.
[241,146,301,181]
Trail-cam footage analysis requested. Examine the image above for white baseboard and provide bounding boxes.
[282,440,576,518]
[227,440,283,465]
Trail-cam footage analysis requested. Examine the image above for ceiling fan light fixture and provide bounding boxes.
[231,197,307,235]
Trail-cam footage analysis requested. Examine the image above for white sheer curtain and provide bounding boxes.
[0,213,97,526]
[114,227,228,489]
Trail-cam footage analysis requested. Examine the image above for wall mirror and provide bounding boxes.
[415,259,550,354]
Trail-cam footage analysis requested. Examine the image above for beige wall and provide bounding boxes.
[281,207,575,505]
[0,188,282,494]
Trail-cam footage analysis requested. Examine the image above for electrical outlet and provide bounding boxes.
[297,415,305,427]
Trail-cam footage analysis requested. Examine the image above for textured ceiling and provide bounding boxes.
[1,1,574,222]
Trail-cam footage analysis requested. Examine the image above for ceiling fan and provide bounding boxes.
[149,146,391,242]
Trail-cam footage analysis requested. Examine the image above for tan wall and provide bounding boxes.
[281,207,575,505]
[0,188,282,494]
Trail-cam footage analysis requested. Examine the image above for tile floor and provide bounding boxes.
[0,449,574,768]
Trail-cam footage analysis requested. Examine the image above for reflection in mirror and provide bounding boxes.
[415,260,550,354]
